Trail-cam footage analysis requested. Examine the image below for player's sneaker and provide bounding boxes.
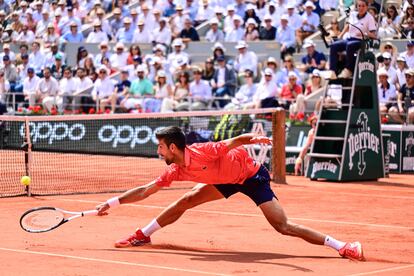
[339,242,364,261]
[114,229,151,248]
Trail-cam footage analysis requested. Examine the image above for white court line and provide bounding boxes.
[277,189,414,200]
[57,198,413,230]
[0,247,230,276]
[347,263,414,276]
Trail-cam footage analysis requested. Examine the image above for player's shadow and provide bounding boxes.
[102,244,339,272]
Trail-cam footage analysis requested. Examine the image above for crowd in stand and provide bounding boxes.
[0,0,413,123]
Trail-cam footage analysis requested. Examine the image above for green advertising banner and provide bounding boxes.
[401,126,414,173]
[382,125,402,173]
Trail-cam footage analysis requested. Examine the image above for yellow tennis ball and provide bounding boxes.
[21,176,31,186]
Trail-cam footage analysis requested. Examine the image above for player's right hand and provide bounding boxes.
[96,202,110,216]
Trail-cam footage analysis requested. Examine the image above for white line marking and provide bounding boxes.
[282,190,414,200]
[0,247,230,276]
[56,198,413,230]
[347,263,414,275]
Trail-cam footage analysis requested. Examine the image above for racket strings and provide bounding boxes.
[21,209,64,231]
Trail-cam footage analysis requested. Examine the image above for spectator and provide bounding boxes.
[402,41,414,68]
[17,54,30,81]
[244,18,260,41]
[211,55,237,107]
[327,19,342,42]
[167,39,189,74]
[23,67,40,107]
[85,56,98,76]
[171,5,188,37]
[235,0,247,18]
[73,67,94,113]
[161,71,190,112]
[86,20,109,43]
[234,40,258,76]
[0,0,11,15]
[253,68,278,108]
[122,65,154,111]
[94,41,111,67]
[319,0,339,13]
[52,11,63,36]
[225,15,244,42]
[225,69,257,110]
[275,55,302,88]
[43,24,59,47]
[32,1,44,22]
[9,11,23,33]
[51,53,66,81]
[298,1,320,45]
[14,25,35,44]
[400,5,414,31]
[138,4,156,33]
[96,8,112,37]
[60,7,82,34]
[301,40,327,73]
[243,4,261,26]
[389,68,414,124]
[132,20,152,43]
[130,9,139,28]
[180,18,200,42]
[202,57,216,81]
[110,8,123,35]
[151,9,162,30]
[15,44,29,66]
[377,67,397,116]
[279,71,303,112]
[116,17,134,43]
[176,66,211,111]
[185,0,198,22]
[378,5,401,39]
[36,67,60,113]
[0,69,10,109]
[28,42,45,75]
[329,0,377,78]
[305,69,324,96]
[77,47,93,69]
[163,0,177,18]
[195,0,214,25]
[286,4,302,31]
[205,18,225,42]
[396,55,408,89]
[380,41,399,66]
[401,18,414,39]
[152,17,172,46]
[259,14,276,40]
[262,57,278,80]
[59,67,79,111]
[61,22,84,43]
[378,52,398,85]
[149,70,172,112]
[111,69,131,113]
[110,42,129,71]
[36,10,52,38]
[211,42,227,62]
[276,14,296,60]
[224,5,236,33]
[127,45,142,65]
[256,0,267,19]
[0,44,16,65]
[213,6,225,31]
[2,55,19,92]
[91,66,115,112]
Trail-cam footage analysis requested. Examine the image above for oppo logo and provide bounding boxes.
[20,122,86,144]
[98,125,164,148]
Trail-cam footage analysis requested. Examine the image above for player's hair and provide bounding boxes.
[156,126,186,150]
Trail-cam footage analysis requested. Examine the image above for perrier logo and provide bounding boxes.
[348,112,380,175]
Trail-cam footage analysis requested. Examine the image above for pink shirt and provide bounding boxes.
[155,142,260,187]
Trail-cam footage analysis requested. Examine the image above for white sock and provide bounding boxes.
[324,236,346,251]
[141,219,162,237]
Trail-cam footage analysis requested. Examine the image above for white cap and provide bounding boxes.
[382,52,392,59]
[157,70,166,77]
[246,18,257,26]
[288,71,297,78]
[136,64,146,72]
[397,55,406,62]
[115,42,124,49]
[264,68,273,75]
[304,1,316,9]
[267,57,277,64]
[210,18,219,25]
[172,38,184,47]
[311,69,321,77]
[287,3,296,9]
[214,6,223,14]
[227,5,235,11]
[303,40,315,48]
[246,4,255,10]
[281,14,289,21]
[212,42,226,52]
[233,15,243,22]
[176,56,188,66]
[377,68,388,76]
[263,14,272,21]
[235,40,248,49]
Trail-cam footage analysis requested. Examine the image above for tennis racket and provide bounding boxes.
[20,206,98,233]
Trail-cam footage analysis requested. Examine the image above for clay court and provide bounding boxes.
[1,173,413,275]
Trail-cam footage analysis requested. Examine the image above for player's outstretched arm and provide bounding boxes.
[96,181,161,216]
[223,133,272,150]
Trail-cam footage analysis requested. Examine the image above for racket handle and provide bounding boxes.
[82,210,99,216]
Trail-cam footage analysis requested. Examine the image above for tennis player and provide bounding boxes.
[96,126,364,261]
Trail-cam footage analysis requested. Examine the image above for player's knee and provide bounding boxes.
[176,191,198,210]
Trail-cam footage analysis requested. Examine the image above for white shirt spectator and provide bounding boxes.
[152,25,172,45]
[402,50,414,68]
[234,50,258,75]
[132,27,152,43]
[205,28,225,42]
[378,82,397,104]
[225,27,244,42]
[319,0,338,11]
[254,79,278,101]
[75,76,94,94]
[37,76,59,97]
[23,75,40,96]
[196,5,215,22]
[301,11,320,32]
[36,19,52,37]
[86,30,108,43]
[138,13,156,33]
[276,25,296,49]
[14,30,36,44]
[287,12,303,31]
[109,52,129,70]
[29,51,45,74]
[60,77,78,96]
[92,76,115,99]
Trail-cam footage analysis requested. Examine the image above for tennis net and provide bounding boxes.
[0,108,281,197]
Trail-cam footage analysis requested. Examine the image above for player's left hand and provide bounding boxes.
[250,136,272,144]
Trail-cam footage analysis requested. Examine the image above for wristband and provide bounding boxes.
[107,196,120,208]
